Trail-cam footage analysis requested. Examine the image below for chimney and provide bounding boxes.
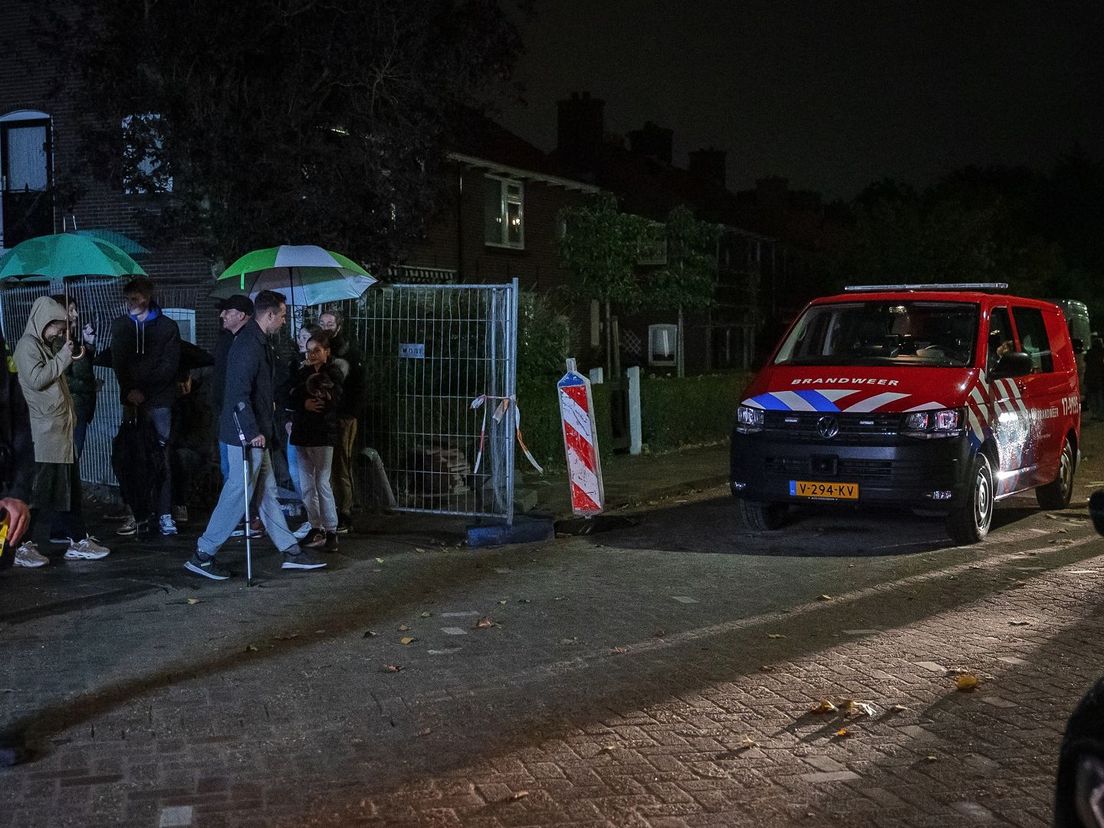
[557,91,606,167]
[688,147,727,187]
[627,121,673,164]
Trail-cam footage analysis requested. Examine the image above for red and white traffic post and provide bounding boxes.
[557,358,605,516]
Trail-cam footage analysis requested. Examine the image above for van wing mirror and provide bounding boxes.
[991,351,1033,379]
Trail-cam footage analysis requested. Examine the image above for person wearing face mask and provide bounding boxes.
[110,277,182,537]
[12,296,110,565]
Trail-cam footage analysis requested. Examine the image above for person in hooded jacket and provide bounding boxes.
[110,277,182,537]
[13,296,110,565]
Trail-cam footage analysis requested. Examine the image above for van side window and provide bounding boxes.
[987,307,1014,373]
[1012,307,1054,373]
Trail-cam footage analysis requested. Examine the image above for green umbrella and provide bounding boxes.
[73,228,150,256]
[0,233,147,281]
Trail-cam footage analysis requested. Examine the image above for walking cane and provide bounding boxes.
[232,409,254,587]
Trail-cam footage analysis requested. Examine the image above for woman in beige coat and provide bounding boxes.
[12,296,109,565]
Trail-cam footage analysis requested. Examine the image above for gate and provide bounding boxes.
[339,281,519,523]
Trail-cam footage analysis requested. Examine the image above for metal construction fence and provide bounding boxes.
[0,279,204,489]
[1,278,520,523]
[324,281,519,523]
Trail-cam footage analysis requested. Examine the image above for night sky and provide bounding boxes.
[498,1,1104,200]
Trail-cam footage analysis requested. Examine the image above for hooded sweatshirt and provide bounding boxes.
[110,300,182,408]
[13,296,75,464]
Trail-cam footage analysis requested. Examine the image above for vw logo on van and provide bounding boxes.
[817,416,840,439]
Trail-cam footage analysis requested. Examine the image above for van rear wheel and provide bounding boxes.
[946,453,994,545]
[737,499,788,531]
[1036,438,1075,510]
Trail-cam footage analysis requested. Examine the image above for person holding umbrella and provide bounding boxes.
[13,297,110,562]
[186,290,326,580]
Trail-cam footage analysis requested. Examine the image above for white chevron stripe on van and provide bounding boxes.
[769,391,819,411]
[842,392,910,413]
[905,401,946,411]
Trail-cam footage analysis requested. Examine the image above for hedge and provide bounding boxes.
[515,371,751,469]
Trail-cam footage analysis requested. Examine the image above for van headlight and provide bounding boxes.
[736,405,765,434]
[902,408,964,438]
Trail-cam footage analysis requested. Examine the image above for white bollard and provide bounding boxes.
[626,365,642,455]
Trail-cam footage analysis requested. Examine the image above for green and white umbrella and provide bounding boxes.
[213,244,376,306]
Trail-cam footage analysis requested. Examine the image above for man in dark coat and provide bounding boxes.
[110,276,181,536]
[211,294,254,480]
[318,308,367,533]
[185,290,325,580]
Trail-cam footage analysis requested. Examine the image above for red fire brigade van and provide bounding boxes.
[730,284,1081,544]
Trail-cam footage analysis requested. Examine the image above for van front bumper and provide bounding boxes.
[729,432,974,508]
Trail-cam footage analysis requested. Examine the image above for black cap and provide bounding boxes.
[219,294,254,315]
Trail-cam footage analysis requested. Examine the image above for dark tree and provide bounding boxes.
[49,0,525,267]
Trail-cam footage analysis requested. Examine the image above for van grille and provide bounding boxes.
[762,411,899,440]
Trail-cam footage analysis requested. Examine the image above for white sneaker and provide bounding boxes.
[292,521,313,540]
[14,542,49,568]
[159,515,178,536]
[64,536,111,560]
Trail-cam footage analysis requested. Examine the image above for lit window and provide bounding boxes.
[484,175,524,249]
[122,113,173,194]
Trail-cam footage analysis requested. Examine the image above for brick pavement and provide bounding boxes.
[2,424,1104,827]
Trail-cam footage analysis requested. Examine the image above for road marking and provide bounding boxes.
[441,627,468,636]
[159,807,193,828]
[441,611,480,618]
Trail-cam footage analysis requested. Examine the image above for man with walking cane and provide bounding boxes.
[185,290,325,580]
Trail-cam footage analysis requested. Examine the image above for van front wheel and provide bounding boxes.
[737,499,788,531]
[1036,438,1074,510]
[946,453,994,545]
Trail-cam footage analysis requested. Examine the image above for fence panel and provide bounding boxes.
[339,282,518,522]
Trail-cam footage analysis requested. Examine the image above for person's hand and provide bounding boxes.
[60,339,74,359]
[250,435,266,448]
[0,497,31,546]
[126,389,146,405]
[305,397,324,413]
[82,323,95,346]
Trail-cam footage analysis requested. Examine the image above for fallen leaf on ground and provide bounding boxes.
[835,727,852,738]
[1009,620,1031,626]
[186,597,201,605]
[954,673,980,691]
[419,611,432,618]
[398,624,411,631]
[841,699,877,718]
[609,646,628,655]
[738,735,759,749]
[811,699,838,714]
[363,631,377,638]
[245,644,259,652]
[925,754,938,762]
[889,704,909,713]
[817,594,833,601]
[414,547,427,554]
[375,557,384,563]
[382,664,403,673]
[473,616,496,629]
[511,791,530,801]
[767,633,786,640]
[400,636,417,646]
[498,600,508,605]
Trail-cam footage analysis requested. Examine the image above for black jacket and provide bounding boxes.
[218,319,277,446]
[110,302,182,408]
[210,328,236,415]
[331,332,368,417]
[289,362,344,447]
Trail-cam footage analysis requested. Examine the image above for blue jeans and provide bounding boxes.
[219,442,229,481]
[198,443,298,558]
[145,405,173,516]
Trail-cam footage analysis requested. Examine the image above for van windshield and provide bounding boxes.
[774,301,979,367]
